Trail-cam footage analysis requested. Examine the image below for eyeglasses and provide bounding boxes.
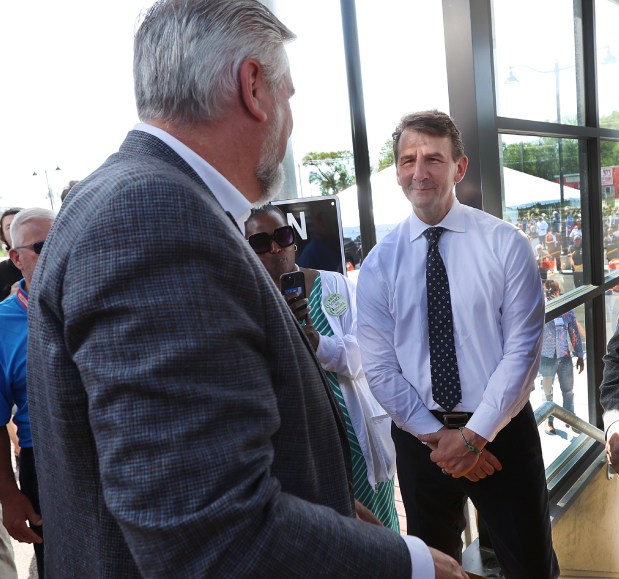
[13,241,45,255]
[248,225,295,254]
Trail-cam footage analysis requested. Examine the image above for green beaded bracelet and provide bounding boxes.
[459,427,482,456]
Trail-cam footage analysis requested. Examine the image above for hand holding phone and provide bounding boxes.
[280,270,320,351]
[280,271,306,300]
[280,271,309,323]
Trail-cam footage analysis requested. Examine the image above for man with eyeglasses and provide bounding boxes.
[0,207,54,579]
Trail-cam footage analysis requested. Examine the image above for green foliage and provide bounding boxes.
[601,110,619,130]
[301,151,355,195]
[377,139,395,172]
[601,139,619,167]
[501,138,580,182]
[502,111,619,183]
[501,111,619,217]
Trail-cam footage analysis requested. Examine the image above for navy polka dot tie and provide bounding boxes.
[423,227,461,411]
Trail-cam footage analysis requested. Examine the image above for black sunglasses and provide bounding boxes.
[13,241,45,255]
[248,225,295,254]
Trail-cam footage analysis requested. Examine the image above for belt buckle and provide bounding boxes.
[442,413,469,429]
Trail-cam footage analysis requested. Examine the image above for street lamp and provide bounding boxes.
[505,60,571,206]
[32,166,61,211]
[506,46,617,208]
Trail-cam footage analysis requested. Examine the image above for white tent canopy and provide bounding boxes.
[503,167,580,209]
[337,165,409,229]
[336,165,581,230]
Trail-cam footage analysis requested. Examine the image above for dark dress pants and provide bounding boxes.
[393,403,559,579]
[19,447,44,578]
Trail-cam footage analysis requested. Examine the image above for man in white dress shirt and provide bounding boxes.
[357,110,559,579]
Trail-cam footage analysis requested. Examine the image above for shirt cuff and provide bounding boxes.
[401,411,444,437]
[401,535,434,579]
[606,420,619,440]
[465,399,513,442]
[604,410,619,439]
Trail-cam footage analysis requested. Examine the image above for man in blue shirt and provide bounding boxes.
[540,280,584,434]
[0,207,55,578]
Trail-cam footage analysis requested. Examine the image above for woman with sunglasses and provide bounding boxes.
[245,205,399,531]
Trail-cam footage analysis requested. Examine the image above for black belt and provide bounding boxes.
[430,411,474,429]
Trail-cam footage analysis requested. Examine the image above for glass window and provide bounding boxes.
[273,1,355,204]
[272,2,360,271]
[606,291,619,344]
[500,134,587,293]
[534,303,589,463]
[493,0,584,125]
[602,139,619,280]
[348,2,448,244]
[596,0,619,129]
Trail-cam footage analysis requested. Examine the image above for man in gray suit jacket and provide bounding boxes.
[27,0,466,577]
[601,324,619,470]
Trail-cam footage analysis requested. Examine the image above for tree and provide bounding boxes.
[601,110,619,131]
[501,138,579,182]
[601,138,619,167]
[377,139,394,171]
[301,151,355,195]
[501,111,619,181]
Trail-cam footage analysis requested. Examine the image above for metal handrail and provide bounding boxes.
[534,401,605,444]
[534,401,615,479]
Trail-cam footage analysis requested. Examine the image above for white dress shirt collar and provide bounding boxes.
[408,196,467,241]
[134,122,251,233]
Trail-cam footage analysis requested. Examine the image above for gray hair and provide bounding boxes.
[10,207,55,248]
[134,0,296,125]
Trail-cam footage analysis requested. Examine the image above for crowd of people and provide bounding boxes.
[520,208,619,290]
[1,1,619,578]
[515,211,585,285]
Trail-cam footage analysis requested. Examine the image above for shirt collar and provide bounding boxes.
[408,197,466,241]
[134,123,251,233]
[16,278,28,310]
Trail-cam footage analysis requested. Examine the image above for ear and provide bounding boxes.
[454,155,468,183]
[239,58,269,123]
[8,248,21,271]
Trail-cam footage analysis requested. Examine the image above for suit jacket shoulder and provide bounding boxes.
[28,131,412,578]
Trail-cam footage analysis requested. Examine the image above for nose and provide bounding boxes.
[413,159,429,181]
[269,239,282,253]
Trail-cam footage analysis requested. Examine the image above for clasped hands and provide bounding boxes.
[418,427,502,482]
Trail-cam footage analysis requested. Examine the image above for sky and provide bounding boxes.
[0,0,450,209]
[0,1,153,209]
[0,0,616,210]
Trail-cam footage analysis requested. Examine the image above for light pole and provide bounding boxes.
[506,60,567,206]
[506,46,617,209]
[553,59,565,207]
[32,166,61,211]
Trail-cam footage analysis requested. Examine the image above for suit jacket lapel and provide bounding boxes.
[282,298,351,451]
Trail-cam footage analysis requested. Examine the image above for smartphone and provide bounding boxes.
[280,271,306,300]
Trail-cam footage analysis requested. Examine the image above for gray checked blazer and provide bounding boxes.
[27,131,411,578]
[601,324,619,434]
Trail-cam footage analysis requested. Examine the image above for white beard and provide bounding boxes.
[255,106,286,205]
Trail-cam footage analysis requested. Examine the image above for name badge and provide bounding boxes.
[323,293,348,316]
